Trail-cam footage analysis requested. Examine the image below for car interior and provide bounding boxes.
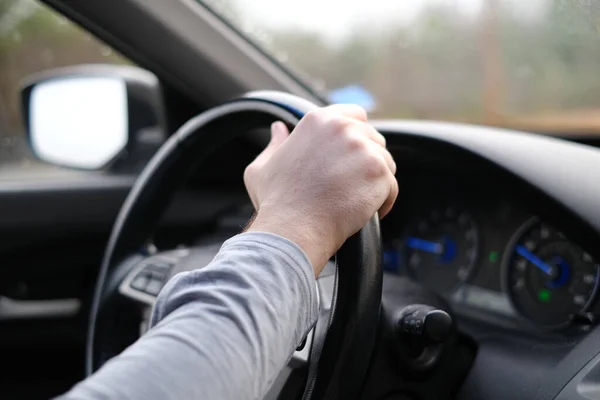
[3,1,600,400]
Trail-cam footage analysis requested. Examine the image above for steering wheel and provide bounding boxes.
[86,91,383,399]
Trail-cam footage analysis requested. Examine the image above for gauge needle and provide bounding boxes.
[407,237,444,255]
[516,245,553,276]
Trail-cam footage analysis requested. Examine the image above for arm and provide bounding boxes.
[56,232,317,400]
[56,105,398,400]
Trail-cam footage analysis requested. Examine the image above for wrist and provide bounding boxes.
[246,209,336,276]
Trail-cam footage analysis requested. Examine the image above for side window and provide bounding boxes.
[0,0,131,178]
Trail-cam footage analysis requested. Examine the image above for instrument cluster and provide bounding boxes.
[383,200,600,335]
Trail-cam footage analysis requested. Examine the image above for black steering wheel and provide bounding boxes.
[86,92,383,399]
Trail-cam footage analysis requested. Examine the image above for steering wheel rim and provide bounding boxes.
[87,93,383,399]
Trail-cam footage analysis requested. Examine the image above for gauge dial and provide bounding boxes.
[404,207,479,294]
[504,218,600,330]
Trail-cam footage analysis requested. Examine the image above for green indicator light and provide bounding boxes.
[489,251,499,263]
[538,289,551,302]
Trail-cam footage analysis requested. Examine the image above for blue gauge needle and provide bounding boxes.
[407,237,444,255]
[516,245,553,276]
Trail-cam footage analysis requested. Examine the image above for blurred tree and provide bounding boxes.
[481,0,505,124]
[0,0,128,164]
[246,0,600,131]
[5,0,600,147]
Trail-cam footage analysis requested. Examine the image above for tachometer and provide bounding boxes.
[503,218,600,330]
[404,207,479,294]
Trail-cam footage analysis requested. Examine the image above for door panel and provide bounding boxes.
[0,174,246,399]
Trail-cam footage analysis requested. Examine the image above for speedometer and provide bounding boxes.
[405,207,479,294]
[503,218,600,330]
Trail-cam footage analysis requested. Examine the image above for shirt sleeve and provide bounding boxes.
[56,232,319,400]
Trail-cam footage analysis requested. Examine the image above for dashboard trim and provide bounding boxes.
[375,120,600,236]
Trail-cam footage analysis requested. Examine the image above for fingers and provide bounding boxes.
[366,139,396,176]
[290,106,400,220]
[378,172,399,219]
[325,104,368,122]
[357,121,387,152]
[364,125,386,148]
[327,107,396,217]
[328,105,386,148]
[379,145,396,175]
[364,140,398,218]
[314,105,385,148]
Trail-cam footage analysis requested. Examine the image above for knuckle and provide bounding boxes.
[363,154,387,178]
[302,110,326,129]
[325,117,353,140]
[329,115,352,131]
[352,105,367,118]
[345,133,367,151]
[303,109,320,123]
[335,104,366,119]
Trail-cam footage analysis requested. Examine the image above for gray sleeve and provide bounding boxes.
[56,232,318,400]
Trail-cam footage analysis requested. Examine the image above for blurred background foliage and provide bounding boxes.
[210,0,600,132]
[1,0,600,169]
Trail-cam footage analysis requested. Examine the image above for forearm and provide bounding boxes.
[57,232,318,400]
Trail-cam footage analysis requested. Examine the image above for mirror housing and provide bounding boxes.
[21,64,166,171]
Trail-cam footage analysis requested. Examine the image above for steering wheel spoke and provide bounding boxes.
[289,328,315,369]
[119,249,189,305]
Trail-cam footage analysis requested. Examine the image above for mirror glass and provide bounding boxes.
[29,77,128,169]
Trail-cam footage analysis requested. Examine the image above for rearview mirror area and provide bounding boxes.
[21,64,166,171]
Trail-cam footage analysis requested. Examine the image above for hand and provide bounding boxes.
[244,105,398,276]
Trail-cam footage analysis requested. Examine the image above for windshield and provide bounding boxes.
[206,0,600,133]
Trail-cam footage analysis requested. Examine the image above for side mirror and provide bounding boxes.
[21,64,166,170]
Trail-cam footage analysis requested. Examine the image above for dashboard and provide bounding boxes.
[381,153,600,338]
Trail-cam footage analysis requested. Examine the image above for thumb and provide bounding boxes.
[251,121,290,166]
[266,121,290,150]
